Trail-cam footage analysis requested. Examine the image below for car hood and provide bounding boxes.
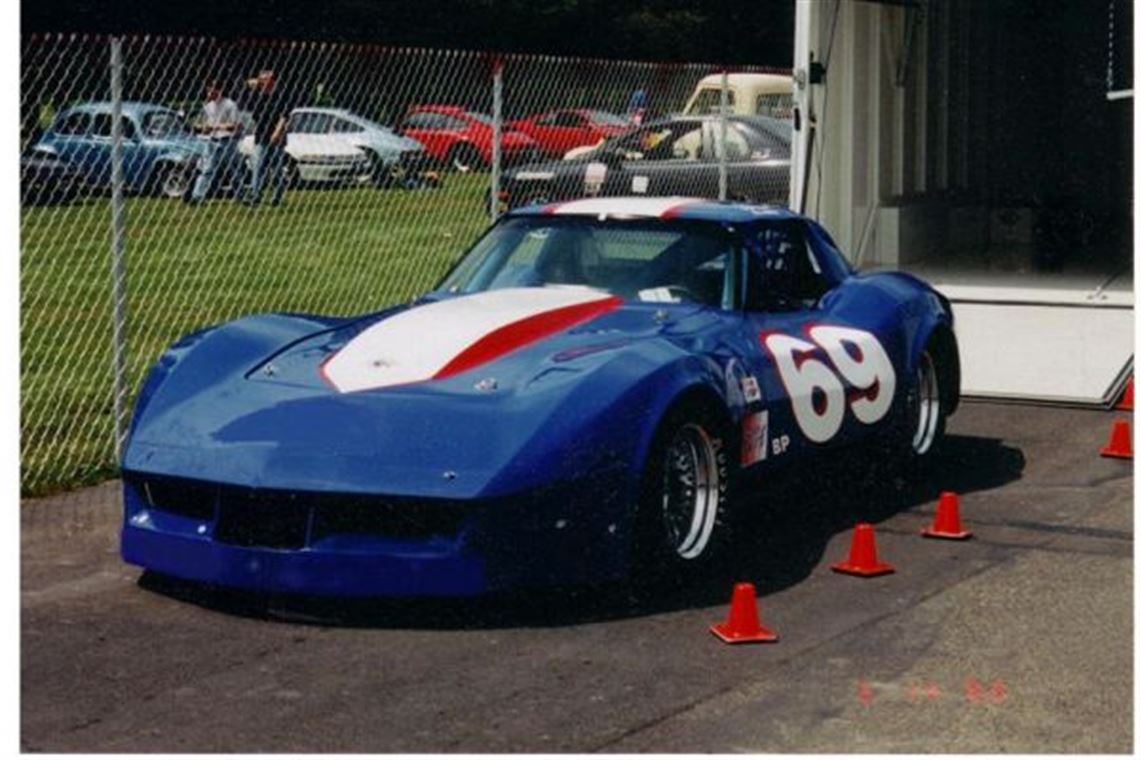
[125,287,720,499]
[367,129,425,153]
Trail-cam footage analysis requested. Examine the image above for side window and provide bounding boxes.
[689,88,735,115]
[535,112,559,127]
[289,112,315,133]
[615,122,701,160]
[54,111,91,136]
[553,111,585,127]
[755,93,795,118]
[402,112,437,129]
[744,222,831,311]
[88,113,135,140]
[91,113,113,138]
[441,114,468,130]
[330,117,364,134]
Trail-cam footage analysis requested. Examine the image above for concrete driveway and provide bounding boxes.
[21,402,1132,752]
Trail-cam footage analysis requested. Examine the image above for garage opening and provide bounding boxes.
[792,0,1133,405]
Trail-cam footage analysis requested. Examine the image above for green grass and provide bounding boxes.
[20,174,492,496]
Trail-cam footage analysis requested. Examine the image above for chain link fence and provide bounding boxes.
[21,32,791,498]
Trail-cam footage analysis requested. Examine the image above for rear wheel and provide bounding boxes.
[153,163,191,199]
[632,398,734,587]
[894,348,946,461]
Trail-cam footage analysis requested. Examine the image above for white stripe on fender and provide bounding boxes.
[544,196,701,218]
[321,286,617,393]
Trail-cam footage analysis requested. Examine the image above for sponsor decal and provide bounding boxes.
[583,162,607,195]
[741,375,762,403]
[741,410,769,467]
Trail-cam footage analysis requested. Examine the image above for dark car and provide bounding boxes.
[498,114,790,210]
[20,152,90,205]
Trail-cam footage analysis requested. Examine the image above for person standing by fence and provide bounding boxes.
[240,69,292,207]
[188,81,241,203]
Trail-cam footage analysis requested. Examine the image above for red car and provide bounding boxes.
[399,105,538,172]
[507,109,632,158]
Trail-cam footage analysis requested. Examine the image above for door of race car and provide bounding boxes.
[739,221,902,460]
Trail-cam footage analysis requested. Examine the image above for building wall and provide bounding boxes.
[794,0,1131,271]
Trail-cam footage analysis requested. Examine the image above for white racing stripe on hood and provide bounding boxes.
[322,286,613,393]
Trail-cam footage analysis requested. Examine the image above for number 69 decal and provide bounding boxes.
[763,326,896,444]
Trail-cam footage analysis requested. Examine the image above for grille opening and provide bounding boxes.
[311,495,467,542]
[131,475,217,521]
[214,492,310,549]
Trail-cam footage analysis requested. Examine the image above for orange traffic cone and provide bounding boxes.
[922,491,973,540]
[709,582,779,644]
[1117,378,1133,412]
[1100,418,1133,459]
[832,523,895,577]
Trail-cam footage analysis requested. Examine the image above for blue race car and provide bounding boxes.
[121,197,960,597]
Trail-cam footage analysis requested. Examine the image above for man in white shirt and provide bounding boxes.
[187,82,243,203]
[197,83,240,138]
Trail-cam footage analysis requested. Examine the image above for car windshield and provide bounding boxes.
[141,110,190,138]
[438,216,738,308]
[588,110,630,126]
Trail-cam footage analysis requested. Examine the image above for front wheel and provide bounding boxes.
[633,399,734,586]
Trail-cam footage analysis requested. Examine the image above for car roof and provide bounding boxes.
[507,196,800,223]
[293,107,355,118]
[693,72,793,88]
[408,104,468,114]
[65,101,176,116]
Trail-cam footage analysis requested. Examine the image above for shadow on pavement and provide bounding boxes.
[139,433,1025,630]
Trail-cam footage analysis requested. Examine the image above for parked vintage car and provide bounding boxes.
[31,102,212,198]
[236,107,435,188]
[399,105,538,172]
[498,114,791,209]
[120,197,959,597]
[683,72,795,119]
[506,109,631,158]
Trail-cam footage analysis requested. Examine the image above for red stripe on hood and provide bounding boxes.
[433,295,622,379]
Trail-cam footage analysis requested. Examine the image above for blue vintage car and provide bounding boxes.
[121,198,960,597]
[30,101,213,198]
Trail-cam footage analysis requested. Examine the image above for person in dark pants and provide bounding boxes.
[240,69,292,207]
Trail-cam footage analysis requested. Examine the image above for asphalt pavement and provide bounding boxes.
[20,402,1133,752]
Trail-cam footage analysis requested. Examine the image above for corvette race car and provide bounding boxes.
[121,197,959,597]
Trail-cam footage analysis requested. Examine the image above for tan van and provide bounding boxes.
[682,72,794,119]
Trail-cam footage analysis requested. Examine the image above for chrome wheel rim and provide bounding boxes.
[162,168,188,198]
[661,423,720,560]
[912,351,941,455]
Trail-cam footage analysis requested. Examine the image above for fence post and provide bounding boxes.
[718,67,728,201]
[490,55,503,220]
[109,37,128,460]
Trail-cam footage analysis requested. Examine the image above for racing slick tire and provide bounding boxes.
[631,395,736,591]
